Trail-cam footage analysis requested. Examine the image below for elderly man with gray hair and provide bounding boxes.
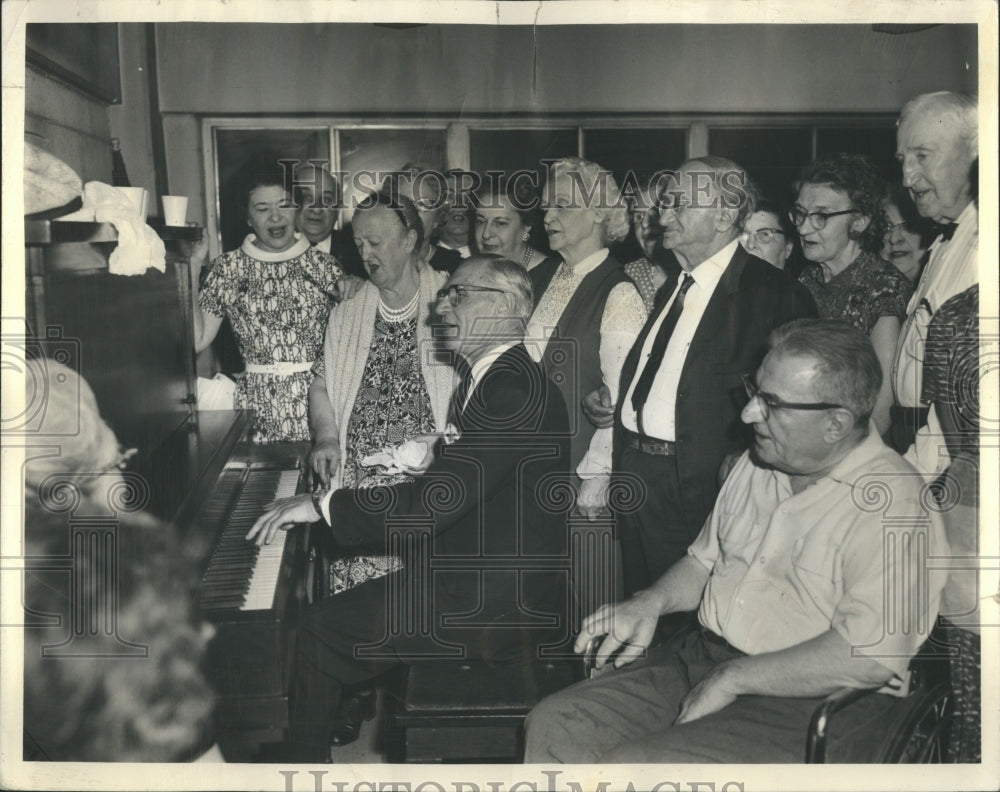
[248,255,572,762]
[893,91,982,763]
[889,91,978,474]
[526,319,945,763]
[583,156,816,603]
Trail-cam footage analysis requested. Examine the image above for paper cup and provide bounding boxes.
[162,195,188,226]
[120,187,148,217]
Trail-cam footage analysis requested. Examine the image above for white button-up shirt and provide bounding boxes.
[690,432,946,679]
[892,201,978,408]
[621,239,736,441]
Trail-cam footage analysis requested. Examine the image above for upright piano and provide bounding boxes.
[24,219,311,760]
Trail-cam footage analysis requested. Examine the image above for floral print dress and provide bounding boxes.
[198,235,342,443]
[798,250,912,334]
[327,311,435,594]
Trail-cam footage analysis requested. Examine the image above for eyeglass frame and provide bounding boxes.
[788,207,855,231]
[436,284,508,304]
[96,446,138,476]
[883,220,916,238]
[656,193,692,212]
[739,227,786,246]
[742,374,848,419]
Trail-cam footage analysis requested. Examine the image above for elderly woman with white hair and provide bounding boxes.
[528,156,647,518]
[22,358,221,762]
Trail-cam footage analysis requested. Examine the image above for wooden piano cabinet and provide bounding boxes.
[23,220,316,762]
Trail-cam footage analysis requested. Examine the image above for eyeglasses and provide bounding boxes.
[657,194,691,212]
[788,208,855,230]
[884,220,912,238]
[436,284,507,304]
[742,374,846,419]
[739,228,785,246]
[96,445,138,476]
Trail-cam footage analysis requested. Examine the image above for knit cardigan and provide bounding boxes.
[319,264,454,488]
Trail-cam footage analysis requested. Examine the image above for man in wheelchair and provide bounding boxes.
[525,319,947,763]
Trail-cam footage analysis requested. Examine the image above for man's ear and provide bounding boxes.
[716,206,739,233]
[824,408,855,443]
[497,292,516,317]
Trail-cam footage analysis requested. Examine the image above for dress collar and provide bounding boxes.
[240,233,310,261]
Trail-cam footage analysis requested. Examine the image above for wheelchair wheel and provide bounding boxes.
[875,681,953,763]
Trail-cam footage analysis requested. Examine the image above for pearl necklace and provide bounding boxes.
[378,288,420,322]
[521,244,534,268]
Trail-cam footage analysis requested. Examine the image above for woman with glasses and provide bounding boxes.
[739,198,795,273]
[23,359,221,762]
[528,156,647,519]
[880,181,933,285]
[791,153,912,433]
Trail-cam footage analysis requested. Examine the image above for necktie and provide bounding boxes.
[449,358,473,429]
[938,222,959,242]
[630,273,693,434]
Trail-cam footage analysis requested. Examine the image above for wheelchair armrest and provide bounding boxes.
[805,686,878,763]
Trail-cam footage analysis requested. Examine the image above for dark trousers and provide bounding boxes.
[525,625,899,763]
[617,447,706,598]
[288,568,564,751]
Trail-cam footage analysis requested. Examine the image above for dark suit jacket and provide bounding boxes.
[615,244,817,532]
[327,343,570,622]
[428,245,463,275]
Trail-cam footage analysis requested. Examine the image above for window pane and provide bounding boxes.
[469,128,578,187]
[816,126,900,181]
[708,127,812,205]
[339,128,447,221]
[582,128,688,188]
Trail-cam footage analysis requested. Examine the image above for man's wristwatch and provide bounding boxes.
[310,488,327,520]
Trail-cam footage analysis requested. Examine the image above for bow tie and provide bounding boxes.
[937,222,959,242]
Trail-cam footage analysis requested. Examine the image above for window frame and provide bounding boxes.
[201,113,900,258]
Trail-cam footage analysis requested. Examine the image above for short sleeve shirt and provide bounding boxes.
[689,433,945,678]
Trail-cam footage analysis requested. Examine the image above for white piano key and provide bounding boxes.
[241,470,301,611]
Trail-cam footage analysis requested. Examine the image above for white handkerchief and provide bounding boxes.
[361,439,429,474]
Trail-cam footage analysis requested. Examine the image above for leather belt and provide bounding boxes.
[622,428,676,456]
[698,625,744,655]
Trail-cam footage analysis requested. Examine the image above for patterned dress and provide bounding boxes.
[798,250,912,335]
[922,285,980,763]
[199,236,342,443]
[624,257,665,314]
[327,311,435,594]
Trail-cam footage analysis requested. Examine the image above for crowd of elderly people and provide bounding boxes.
[238,89,982,764]
[32,90,976,764]
[242,88,983,765]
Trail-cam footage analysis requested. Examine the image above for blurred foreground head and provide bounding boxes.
[22,359,217,761]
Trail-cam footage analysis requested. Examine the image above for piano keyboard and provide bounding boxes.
[200,467,301,612]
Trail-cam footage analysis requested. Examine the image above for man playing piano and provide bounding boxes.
[248,254,571,762]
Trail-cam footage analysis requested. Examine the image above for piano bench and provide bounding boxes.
[392,658,578,762]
